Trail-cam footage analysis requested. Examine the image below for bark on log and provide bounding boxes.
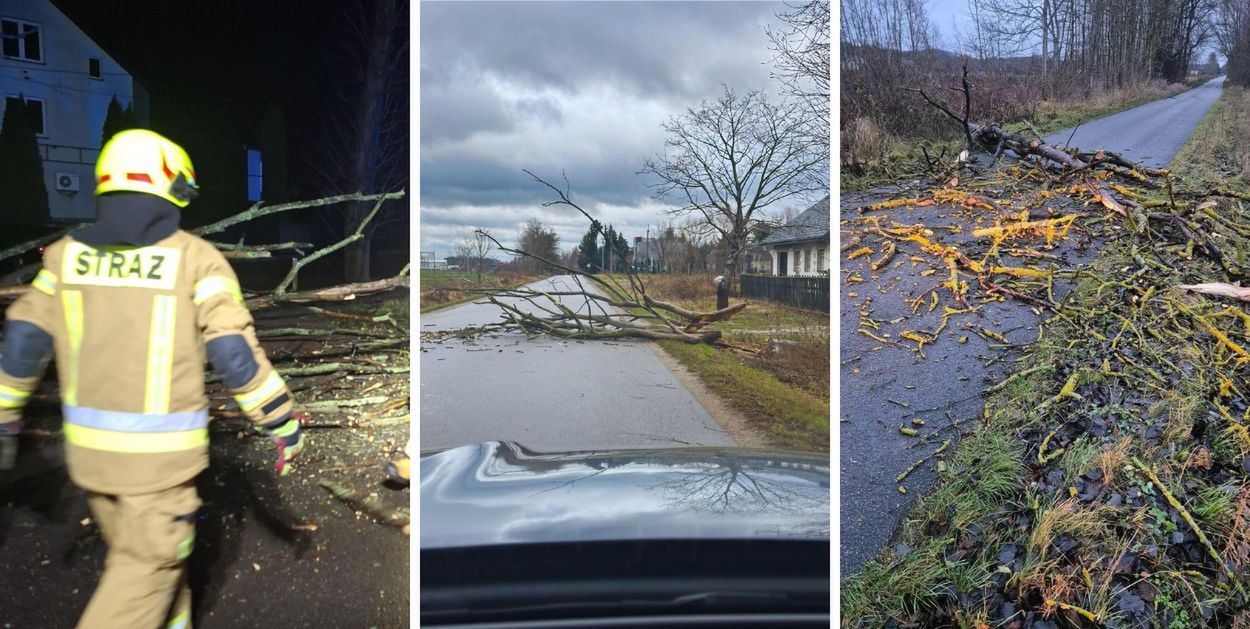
[245,275,410,309]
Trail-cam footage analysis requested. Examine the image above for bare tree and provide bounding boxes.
[1218,0,1250,85]
[516,219,560,275]
[652,222,681,273]
[640,87,826,293]
[453,227,494,285]
[314,0,409,283]
[767,1,831,148]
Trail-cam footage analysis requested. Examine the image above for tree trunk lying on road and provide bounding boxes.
[910,61,1152,231]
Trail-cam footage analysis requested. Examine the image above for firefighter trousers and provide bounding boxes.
[77,481,199,629]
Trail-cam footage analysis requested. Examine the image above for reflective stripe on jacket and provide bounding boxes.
[0,231,292,494]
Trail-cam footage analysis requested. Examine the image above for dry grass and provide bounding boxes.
[842,116,899,173]
[1173,85,1250,190]
[1027,499,1112,561]
[1096,438,1132,486]
[1224,485,1250,574]
[744,333,831,399]
[639,273,718,301]
[418,270,540,313]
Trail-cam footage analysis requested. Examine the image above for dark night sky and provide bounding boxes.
[51,0,407,227]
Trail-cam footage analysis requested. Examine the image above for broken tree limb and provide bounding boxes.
[0,224,82,265]
[245,275,410,309]
[273,196,389,295]
[449,177,749,347]
[190,190,406,238]
[1177,283,1250,302]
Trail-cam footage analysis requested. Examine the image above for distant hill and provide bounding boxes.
[842,43,1047,74]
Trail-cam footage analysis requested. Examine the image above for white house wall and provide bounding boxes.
[1,0,141,222]
[770,242,830,277]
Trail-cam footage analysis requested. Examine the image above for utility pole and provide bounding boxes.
[645,226,650,273]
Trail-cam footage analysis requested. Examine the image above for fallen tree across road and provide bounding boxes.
[436,171,750,347]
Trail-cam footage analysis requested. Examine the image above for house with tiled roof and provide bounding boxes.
[759,195,830,277]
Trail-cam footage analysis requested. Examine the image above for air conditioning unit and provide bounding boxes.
[55,173,80,193]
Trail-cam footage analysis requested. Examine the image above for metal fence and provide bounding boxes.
[739,274,830,313]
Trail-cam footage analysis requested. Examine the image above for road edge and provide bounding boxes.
[644,341,770,449]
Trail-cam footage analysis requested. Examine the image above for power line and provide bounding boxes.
[0,63,127,76]
[0,72,134,98]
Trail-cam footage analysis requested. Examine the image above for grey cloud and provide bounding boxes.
[420,70,515,143]
[420,2,781,102]
[514,96,563,123]
[418,1,808,255]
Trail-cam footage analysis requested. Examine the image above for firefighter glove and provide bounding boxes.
[263,415,304,476]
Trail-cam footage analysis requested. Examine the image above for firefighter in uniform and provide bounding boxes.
[0,129,305,629]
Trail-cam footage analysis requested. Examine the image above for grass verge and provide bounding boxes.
[622,273,830,452]
[658,339,829,452]
[1171,84,1249,192]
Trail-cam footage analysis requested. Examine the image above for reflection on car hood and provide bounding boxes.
[420,441,830,549]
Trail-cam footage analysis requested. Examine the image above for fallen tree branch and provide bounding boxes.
[190,190,405,238]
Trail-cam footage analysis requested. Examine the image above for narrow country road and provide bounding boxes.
[419,276,735,452]
[1043,76,1225,167]
[841,77,1226,575]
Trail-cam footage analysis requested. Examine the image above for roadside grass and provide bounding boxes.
[620,273,829,452]
[841,369,1037,625]
[844,80,1193,192]
[724,329,830,400]
[417,269,540,313]
[842,238,1247,626]
[843,92,1250,624]
[658,339,829,452]
[1171,85,1249,192]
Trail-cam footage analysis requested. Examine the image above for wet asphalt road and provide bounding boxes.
[841,78,1226,575]
[419,275,734,451]
[0,418,409,628]
[1043,76,1225,166]
[838,196,1094,574]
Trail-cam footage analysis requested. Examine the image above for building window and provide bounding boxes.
[6,96,45,135]
[88,58,101,79]
[818,248,827,272]
[1,19,42,62]
[245,148,263,203]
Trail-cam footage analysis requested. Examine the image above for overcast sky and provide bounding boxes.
[419,1,799,258]
[926,0,968,49]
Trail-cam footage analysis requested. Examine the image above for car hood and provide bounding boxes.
[420,441,830,549]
